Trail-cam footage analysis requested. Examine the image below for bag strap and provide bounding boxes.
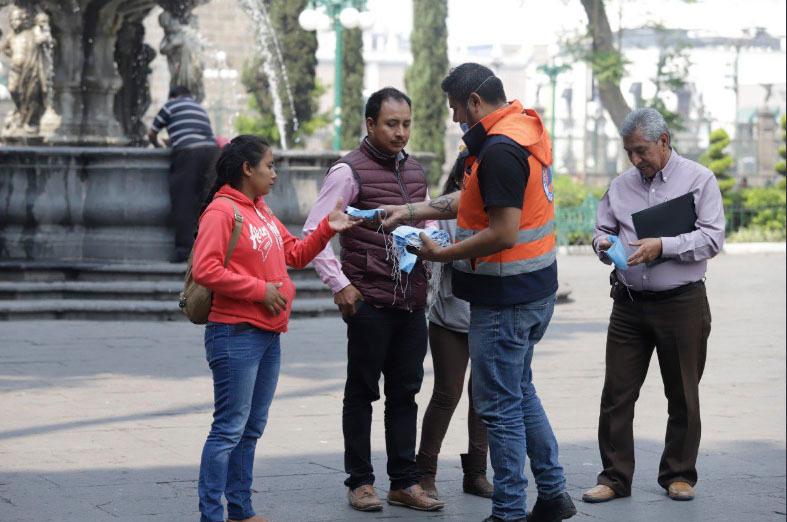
[216,196,243,268]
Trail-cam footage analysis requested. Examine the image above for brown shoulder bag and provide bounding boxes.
[179,199,243,324]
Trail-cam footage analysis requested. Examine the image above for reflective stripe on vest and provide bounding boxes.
[454,249,556,276]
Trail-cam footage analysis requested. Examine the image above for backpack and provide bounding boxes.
[179,198,244,324]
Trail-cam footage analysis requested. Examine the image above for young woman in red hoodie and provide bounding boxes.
[192,135,359,522]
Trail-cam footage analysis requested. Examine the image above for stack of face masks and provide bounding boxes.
[391,226,450,273]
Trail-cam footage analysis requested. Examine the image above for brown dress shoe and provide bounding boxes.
[667,481,695,501]
[387,484,445,511]
[227,516,268,522]
[582,484,617,503]
[348,485,383,512]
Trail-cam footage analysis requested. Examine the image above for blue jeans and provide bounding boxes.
[469,294,566,521]
[198,322,281,522]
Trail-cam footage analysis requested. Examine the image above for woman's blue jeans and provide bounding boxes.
[198,322,281,522]
[469,294,566,520]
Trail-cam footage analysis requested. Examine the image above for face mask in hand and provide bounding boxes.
[604,235,628,271]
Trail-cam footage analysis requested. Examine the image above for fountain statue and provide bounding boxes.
[0,4,53,140]
[0,0,436,264]
[158,9,205,102]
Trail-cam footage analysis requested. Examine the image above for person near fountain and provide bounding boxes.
[148,85,219,263]
[191,135,360,522]
[414,141,493,502]
[302,87,445,513]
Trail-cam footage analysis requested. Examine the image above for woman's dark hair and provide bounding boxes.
[442,152,467,196]
[201,135,270,213]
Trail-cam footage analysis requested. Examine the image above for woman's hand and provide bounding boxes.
[327,198,362,232]
[263,282,288,315]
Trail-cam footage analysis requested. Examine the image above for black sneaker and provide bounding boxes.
[527,492,577,522]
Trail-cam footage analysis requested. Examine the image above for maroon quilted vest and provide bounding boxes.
[337,139,428,310]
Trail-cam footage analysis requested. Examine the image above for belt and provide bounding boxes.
[611,274,704,302]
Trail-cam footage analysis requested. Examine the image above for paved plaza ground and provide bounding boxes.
[0,253,785,522]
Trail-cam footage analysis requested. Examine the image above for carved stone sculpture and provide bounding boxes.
[115,19,156,145]
[1,5,55,138]
[159,9,205,102]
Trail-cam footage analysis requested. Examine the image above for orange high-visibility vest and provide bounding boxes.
[455,101,556,277]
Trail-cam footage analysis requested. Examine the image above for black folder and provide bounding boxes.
[631,192,697,239]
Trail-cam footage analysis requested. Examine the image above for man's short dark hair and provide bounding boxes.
[441,63,506,105]
[365,87,412,121]
[169,86,192,99]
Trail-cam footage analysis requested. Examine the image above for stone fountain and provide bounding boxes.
[0,0,435,319]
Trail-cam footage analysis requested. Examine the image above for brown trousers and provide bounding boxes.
[597,282,711,496]
[418,322,488,460]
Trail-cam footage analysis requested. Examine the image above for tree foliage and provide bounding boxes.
[341,27,365,149]
[237,0,325,147]
[405,0,448,185]
[575,1,693,133]
[700,128,736,200]
[776,114,786,177]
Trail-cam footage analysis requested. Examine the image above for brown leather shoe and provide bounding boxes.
[347,485,383,512]
[387,484,445,511]
[667,481,695,501]
[227,516,268,522]
[582,484,618,503]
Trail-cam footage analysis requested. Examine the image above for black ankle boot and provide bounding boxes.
[416,453,439,499]
[461,453,493,498]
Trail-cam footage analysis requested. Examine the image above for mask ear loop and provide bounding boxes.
[616,270,635,302]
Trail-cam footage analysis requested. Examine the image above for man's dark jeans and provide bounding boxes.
[170,145,219,261]
[342,302,428,490]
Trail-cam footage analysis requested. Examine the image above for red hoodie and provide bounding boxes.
[192,185,334,332]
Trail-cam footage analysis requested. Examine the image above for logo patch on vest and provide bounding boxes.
[542,166,554,202]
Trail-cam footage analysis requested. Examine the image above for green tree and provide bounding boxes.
[341,27,365,149]
[237,0,325,146]
[776,114,786,177]
[405,0,448,185]
[700,128,736,199]
[576,1,694,133]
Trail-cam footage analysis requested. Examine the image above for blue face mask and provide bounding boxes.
[345,206,383,220]
[460,122,470,134]
[605,235,628,271]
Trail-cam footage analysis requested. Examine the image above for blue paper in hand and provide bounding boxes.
[392,226,451,273]
[346,206,383,220]
[605,234,628,271]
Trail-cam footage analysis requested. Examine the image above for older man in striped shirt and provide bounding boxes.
[148,86,219,262]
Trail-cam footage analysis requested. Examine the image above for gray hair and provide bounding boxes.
[620,108,670,142]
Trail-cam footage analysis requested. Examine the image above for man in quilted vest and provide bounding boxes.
[302,87,443,513]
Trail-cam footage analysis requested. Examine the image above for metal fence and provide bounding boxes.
[555,197,786,245]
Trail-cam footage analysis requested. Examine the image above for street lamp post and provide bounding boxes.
[204,50,239,138]
[538,62,571,142]
[299,0,373,151]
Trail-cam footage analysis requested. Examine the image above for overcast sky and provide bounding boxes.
[366,0,787,47]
